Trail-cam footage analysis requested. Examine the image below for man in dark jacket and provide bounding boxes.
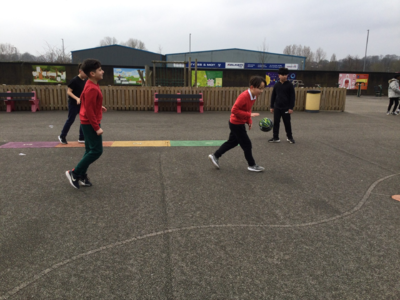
[269,67,296,144]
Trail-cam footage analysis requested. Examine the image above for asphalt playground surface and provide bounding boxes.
[1,95,400,299]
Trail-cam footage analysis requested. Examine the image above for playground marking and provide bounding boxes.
[0,140,225,149]
[112,141,171,147]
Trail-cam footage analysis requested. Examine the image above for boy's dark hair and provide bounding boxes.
[81,59,101,77]
[249,76,266,88]
[78,63,82,70]
[278,67,289,75]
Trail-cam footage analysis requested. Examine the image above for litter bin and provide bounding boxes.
[374,85,382,97]
[305,90,321,113]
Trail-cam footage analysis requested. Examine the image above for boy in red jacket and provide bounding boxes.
[66,59,107,189]
[209,76,266,172]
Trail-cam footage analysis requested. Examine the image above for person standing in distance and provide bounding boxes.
[58,63,87,144]
[208,76,266,172]
[388,73,400,115]
[65,59,107,189]
[269,67,296,144]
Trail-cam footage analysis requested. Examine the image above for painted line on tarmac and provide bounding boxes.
[1,173,398,300]
[0,140,226,149]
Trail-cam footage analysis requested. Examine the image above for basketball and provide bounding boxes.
[259,117,273,132]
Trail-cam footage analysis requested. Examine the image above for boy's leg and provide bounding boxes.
[230,123,256,166]
[78,125,85,141]
[282,113,293,139]
[73,124,103,177]
[214,122,239,158]
[388,98,394,112]
[60,103,80,138]
[393,99,399,113]
[272,109,282,139]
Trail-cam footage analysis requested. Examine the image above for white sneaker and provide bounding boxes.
[248,165,265,172]
[208,154,220,169]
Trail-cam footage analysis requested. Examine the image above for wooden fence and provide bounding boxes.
[0,85,346,112]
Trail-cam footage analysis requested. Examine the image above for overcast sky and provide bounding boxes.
[2,0,399,61]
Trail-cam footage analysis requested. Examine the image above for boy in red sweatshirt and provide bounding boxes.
[66,59,107,189]
[209,76,266,172]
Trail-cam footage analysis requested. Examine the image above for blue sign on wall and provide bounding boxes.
[187,62,226,69]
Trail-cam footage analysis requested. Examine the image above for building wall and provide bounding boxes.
[72,45,164,66]
[166,49,306,69]
[0,61,393,96]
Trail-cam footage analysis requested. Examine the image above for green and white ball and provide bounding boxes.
[259,117,273,132]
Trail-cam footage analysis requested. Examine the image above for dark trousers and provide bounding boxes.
[273,108,293,139]
[73,124,103,177]
[388,98,399,112]
[61,102,84,139]
[214,122,255,166]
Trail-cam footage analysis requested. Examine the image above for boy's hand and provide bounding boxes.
[270,109,274,113]
[251,113,259,117]
[248,123,252,130]
[288,109,293,114]
[76,98,80,105]
[102,106,107,112]
[96,128,103,135]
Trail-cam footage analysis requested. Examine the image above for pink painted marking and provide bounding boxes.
[0,142,60,149]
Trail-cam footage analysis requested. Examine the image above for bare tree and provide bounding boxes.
[0,43,20,61]
[38,42,71,63]
[283,44,314,69]
[158,45,163,54]
[20,52,37,62]
[315,47,327,68]
[328,53,338,70]
[100,36,118,46]
[258,38,269,69]
[121,38,147,50]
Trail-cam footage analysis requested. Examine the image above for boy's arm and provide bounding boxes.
[270,85,276,109]
[390,81,400,95]
[67,88,80,104]
[289,84,295,109]
[83,88,101,132]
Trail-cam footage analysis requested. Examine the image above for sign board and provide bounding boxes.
[339,74,369,90]
[192,70,223,87]
[32,65,66,83]
[114,68,144,85]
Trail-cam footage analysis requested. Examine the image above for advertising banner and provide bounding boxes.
[32,65,66,83]
[225,62,244,69]
[192,70,223,87]
[339,73,369,90]
[285,64,299,70]
[245,63,285,70]
[114,68,144,85]
[266,72,296,87]
[187,62,225,69]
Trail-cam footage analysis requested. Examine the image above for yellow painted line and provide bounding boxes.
[111,141,171,147]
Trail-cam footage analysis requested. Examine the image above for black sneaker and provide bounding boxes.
[268,138,280,143]
[79,174,92,187]
[65,170,80,189]
[58,136,68,144]
[287,138,295,144]
[208,154,220,169]
[78,138,85,143]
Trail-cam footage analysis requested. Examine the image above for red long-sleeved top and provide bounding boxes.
[79,80,103,132]
[230,89,257,125]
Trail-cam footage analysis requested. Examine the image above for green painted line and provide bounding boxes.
[170,140,225,147]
